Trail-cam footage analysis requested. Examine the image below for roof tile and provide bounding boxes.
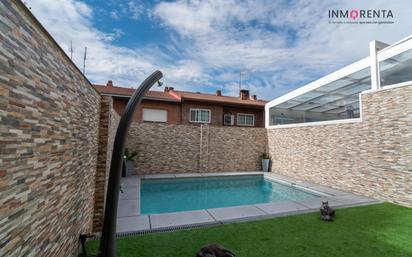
[93,84,267,107]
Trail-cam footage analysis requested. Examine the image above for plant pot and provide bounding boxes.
[125,160,135,176]
[262,159,270,172]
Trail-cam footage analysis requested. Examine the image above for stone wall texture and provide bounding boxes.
[126,123,268,174]
[92,96,120,232]
[267,85,412,207]
[0,1,101,256]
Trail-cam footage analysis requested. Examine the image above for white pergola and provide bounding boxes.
[265,35,412,128]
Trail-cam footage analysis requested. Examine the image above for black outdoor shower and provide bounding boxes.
[97,70,163,257]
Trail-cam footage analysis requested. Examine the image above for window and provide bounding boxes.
[237,113,255,126]
[224,114,234,126]
[143,109,167,123]
[189,109,211,123]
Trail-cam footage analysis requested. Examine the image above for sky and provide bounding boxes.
[27,0,412,100]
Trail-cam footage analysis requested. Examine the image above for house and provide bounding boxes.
[93,81,267,127]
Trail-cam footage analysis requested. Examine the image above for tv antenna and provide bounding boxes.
[83,47,87,74]
[239,70,246,91]
[69,41,73,60]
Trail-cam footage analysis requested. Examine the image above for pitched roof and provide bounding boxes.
[175,90,267,107]
[92,84,267,107]
[93,84,180,102]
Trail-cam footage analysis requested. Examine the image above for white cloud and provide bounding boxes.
[153,0,412,98]
[29,0,412,100]
[127,0,143,20]
[110,10,119,20]
[28,0,207,91]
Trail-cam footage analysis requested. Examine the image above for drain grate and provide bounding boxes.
[91,221,222,240]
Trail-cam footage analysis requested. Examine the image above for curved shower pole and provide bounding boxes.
[98,70,163,257]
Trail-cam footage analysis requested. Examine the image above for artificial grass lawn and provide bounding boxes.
[85,203,412,257]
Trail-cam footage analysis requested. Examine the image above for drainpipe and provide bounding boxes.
[97,71,163,257]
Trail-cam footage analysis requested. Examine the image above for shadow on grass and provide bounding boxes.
[82,203,412,257]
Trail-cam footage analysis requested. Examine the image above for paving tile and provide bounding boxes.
[224,172,263,176]
[207,205,266,221]
[122,176,140,187]
[143,174,175,179]
[117,199,140,217]
[119,187,140,200]
[293,180,320,188]
[266,173,296,181]
[255,201,309,215]
[295,197,346,209]
[201,172,226,177]
[308,185,352,196]
[267,174,337,195]
[150,210,215,229]
[174,173,203,178]
[332,195,377,205]
[116,215,150,233]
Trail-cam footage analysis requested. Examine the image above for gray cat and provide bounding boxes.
[196,244,236,257]
[320,201,335,221]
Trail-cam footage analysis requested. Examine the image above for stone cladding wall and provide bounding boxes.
[0,1,101,256]
[267,85,412,207]
[126,123,268,174]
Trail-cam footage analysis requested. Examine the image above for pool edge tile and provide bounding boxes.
[255,201,309,215]
[207,205,267,222]
[149,210,215,229]
[116,215,150,233]
[117,199,140,218]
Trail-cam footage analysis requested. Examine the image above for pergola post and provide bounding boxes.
[369,40,389,90]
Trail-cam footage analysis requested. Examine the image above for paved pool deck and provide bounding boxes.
[116,172,380,234]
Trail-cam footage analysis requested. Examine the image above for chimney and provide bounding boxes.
[106,80,113,87]
[252,94,257,100]
[216,90,222,96]
[240,89,250,100]
[164,86,169,92]
[168,87,174,91]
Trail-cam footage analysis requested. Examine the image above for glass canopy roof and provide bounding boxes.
[380,48,412,86]
[268,68,370,125]
[267,35,412,127]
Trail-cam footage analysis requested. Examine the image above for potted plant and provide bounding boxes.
[261,152,271,172]
[123,148,137,176]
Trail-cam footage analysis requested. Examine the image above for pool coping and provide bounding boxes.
[116,172,381,235]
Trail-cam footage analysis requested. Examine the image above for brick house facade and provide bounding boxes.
[94,81,267,127]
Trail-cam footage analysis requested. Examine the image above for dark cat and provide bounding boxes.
[196,244,236,257]
[320,201,336,221]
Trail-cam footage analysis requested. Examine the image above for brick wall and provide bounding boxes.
[182,101,224,126]
[113,98,265,127]
[223,106,265,127]
[126,123,267,174]
[267,85,412,207]
[0,1,101,256]
[113,98,181,124]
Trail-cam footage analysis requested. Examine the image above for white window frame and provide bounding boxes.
[142,108,168,123]
[237,113,255,126]
[189,108,211,123]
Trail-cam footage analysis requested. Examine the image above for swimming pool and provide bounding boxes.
[140,175,320,214]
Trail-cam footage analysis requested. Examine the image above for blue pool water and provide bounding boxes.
[140,175,319,214]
